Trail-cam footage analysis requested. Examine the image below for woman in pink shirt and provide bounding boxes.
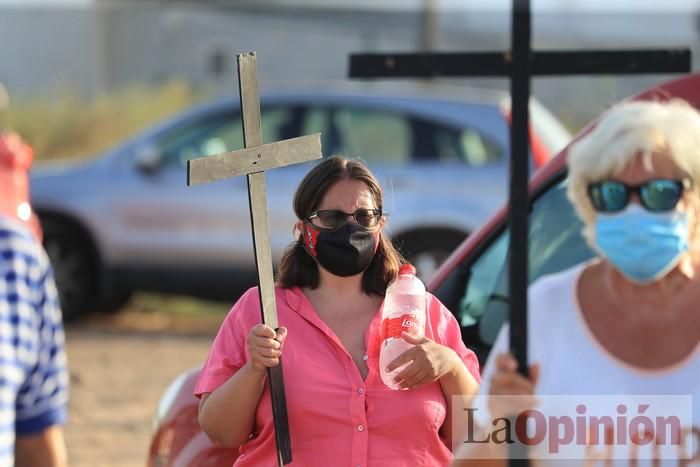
[195,156,480,466]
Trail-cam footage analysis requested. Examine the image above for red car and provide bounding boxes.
[0,132,41,240]
[146,73,700,467]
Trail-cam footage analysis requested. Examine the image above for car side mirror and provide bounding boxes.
[135,145,163,174]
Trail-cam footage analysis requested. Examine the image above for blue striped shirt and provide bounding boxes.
[0,217,68,465]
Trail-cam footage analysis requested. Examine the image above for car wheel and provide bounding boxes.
[395,229,467,282]
[41,218,98,321]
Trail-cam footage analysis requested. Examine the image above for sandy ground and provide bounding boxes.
[63,310,224,467]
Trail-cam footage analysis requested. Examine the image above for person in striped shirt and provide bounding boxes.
[0,214,68,466]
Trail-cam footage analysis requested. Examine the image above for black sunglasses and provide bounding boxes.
[587,179,691,213]
[307,209,383,230]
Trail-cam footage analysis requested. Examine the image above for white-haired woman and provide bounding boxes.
[453,99,700,466]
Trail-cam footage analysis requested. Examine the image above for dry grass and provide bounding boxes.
[3,80,207,161]
[80,292,230,335]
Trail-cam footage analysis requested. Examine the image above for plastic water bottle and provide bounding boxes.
[379,264,426,390]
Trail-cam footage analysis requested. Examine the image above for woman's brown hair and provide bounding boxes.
[276,156,405,296]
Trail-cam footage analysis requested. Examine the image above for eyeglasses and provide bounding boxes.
[307,209,383,230]
[587,179,691,213]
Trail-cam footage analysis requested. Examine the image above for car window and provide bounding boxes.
[331,108,411,164]
[327,106,504,167]
[156,107,301,167]
[300,107,337,156]
[434,126,504,166]
[434,177,596,364]
[156,103,507,169]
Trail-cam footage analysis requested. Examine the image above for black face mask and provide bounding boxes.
[302,222,378,277]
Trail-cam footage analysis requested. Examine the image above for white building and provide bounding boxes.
[0,0,698,124]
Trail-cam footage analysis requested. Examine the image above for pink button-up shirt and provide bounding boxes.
[194,286,480,467]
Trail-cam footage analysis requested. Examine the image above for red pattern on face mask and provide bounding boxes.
[302,224,320,257]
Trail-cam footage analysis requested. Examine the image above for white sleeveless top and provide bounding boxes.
[474,262,700,466]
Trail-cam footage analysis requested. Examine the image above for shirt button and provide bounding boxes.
[358,424,365,432]
[362,355,368,361]
[358,388,365,395]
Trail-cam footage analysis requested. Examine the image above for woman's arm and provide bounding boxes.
[438,351,479,452]
[15,426,67,467]
[451,354,539,466]
[198,362,268,447]
[198,324,286,447]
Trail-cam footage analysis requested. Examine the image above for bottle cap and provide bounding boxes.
[398,264,416,276]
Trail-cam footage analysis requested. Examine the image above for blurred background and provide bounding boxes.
[3,0,700,160]
[1,0,699,465]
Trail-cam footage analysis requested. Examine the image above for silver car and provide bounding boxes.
[30,83,571,320]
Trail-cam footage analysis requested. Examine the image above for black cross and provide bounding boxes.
[349,1,690,464]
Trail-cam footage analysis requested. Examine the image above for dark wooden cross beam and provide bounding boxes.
[188,52,322,466]
[350,1,690,465]
[349,49,690,78]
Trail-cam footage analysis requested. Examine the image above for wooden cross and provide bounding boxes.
[187,52,322,466]
[349,1,690,465]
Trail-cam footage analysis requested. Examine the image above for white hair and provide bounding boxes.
[567,99,700,246]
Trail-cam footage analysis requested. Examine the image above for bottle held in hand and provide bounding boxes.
[379,264,426,390]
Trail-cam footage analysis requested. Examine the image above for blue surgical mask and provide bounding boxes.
[594,204,689,284]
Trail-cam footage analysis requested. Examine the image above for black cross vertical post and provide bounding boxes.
[508,5,533,465]
[349,1,690,464]
[188,52,323,466]
[508,1,531,388]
